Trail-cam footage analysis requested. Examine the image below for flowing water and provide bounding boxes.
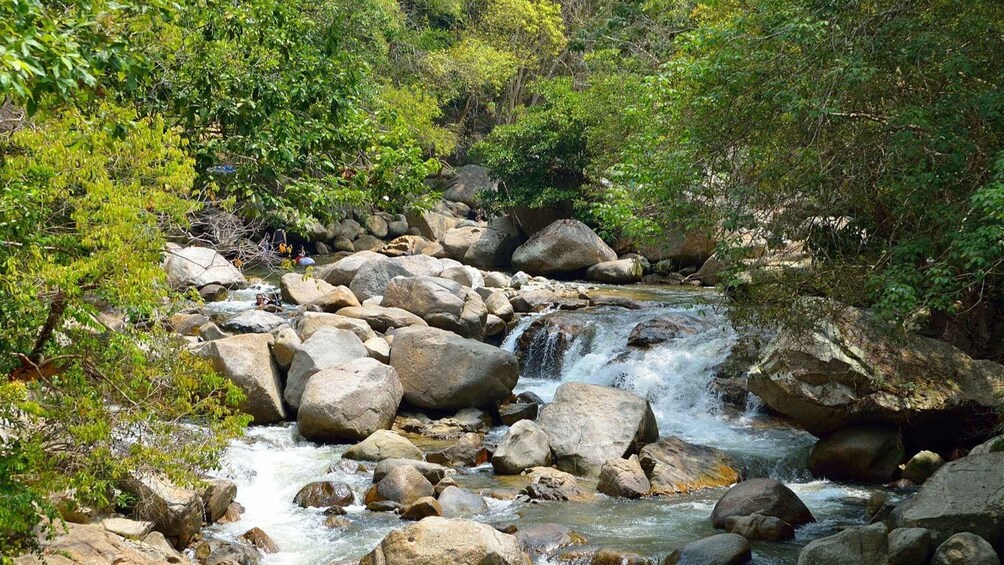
[206,284,876,564]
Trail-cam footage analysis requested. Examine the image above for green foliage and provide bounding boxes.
[0,105,247,556]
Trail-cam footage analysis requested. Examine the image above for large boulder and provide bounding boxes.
[279,273,334,305]
[342,430,423,462]
[436,486,489,518]
[797,523,889,565]
[511,219,617,276]
[597,457,650,498]
[122,472,202,549]
[12,522,177,565]
[336,305,428,333]
[931,533,1001,565]
[537,383,659,477]
[889,528,935,565]
[586,258,644,284]
[297,358,404,442]
[222,310,285,334]
[389,326,519,410]
[808,425,905,483]
[293,481,354,508]
[406,209,463,242]
[358,517,530,565]
[306,286,360,313]
[442,217,522,269]
[316,251,386,286]
[639,436,739,495]
[665,533,752,565]
[890,452,1004,552]
[349,255,445,301]
[373,466,435,505]
[373,460,447,484]
[632,228,716,267]
[722,514,796,542]
[746,303,1004,442]
[284,327,367,410]
[164,246,245,289]
[296,311,374,342]
[382,276,487,340]
[491,420,552,475]
[710,478,815,528]
[197,333,285,423]
[443,164,497,207]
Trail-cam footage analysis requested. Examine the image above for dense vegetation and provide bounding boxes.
[2,0,1003,556]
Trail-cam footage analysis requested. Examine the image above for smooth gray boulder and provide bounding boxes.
[297,358,403,442]
[164,246,245,289]
[436,486,489,518]
[932,533,1001,565]
[358,517,530,565]
[491,420,552,475]
[537,382,659,477]
[665,533,752,565]
[511,219,617,276]
[889,528,934,565]
[316,251,386,286]
[222,310,285,333]
[342,430,423,462]
[349,254,445,301]
[443,164,497,207]
[711,478,815,528]
[284,327,367,409]
[586,258,644,284]
[389,326,519,410]
[382,276,487,340]
[279,273,334,305]
[797,523,889,565]
[197,333,285,423]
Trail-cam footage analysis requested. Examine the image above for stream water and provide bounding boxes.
[206,283,875,564]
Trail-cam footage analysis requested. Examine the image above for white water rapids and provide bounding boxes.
[206,285,874,564]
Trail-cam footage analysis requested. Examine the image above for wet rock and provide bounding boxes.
[294,481,354,508]
[639,436,739,495]
[722,513,795,541]
[711,478,815,528]
[888,527,934,565]
[280,273,335,305]
[537,382,659,477]
[196,539,261,565]
[426,433,489,467]
[373,459,448,485]
[374,466,435,505]
[218,502,244,524]
[890,452,1004,553]
[285,327,368,410]
[746,303,1004,442]
[665,533,752,565]
[931,533,1001,565]
[122,472,202,549]
[202,479,237,524]
[298,358,403,443]
[165,246,246,289]
[512,219,617,276]
[240,527,279,554]
[437,486,489,518]
[901,450,945,484]
[358,516,531,565]
[520,467,592,502]
[343,430,423,462]
[808,424,904,483]
[587,258,644,284]
[316,251,386,286]
[366,500,402,513]
[401,496,443,520]
[390,326,519,410]
[325,515,352,528]
[796,523,888,565]
[196,333,285,424]
[382,276,487,340]
[222,310,285,333]
[627,317,700,348]
[499,402,539,426]
[306,286,361,313]
[597,457,650,498]
[492,420,552,475]
[514,523,586,555]
[350,254,445,301]
[592,548,654,565]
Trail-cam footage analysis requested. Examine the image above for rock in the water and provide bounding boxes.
[796,522,889,565]
[511,219,617,276]
[537,382,659,477]
[298,358,404,442]
[499,402,538,426]
[343,430,423,462]
[196,539,262,565]
[437,486,489,518]
[722,513,795,541]
[350,254,445,301]
[808,425,905,483]
[888,527,933,565]
[202,478,238,524]
[627,317,701,348]
[122,472,202,549]
[197,333,285,424]
[590,548,653,564]
[280,273,334,305]
[316,251,386,286]
[711,478,815,528]
[382,276,487,340]
[374,466,435,505]
[597,457,651,498]
[284,327,367,409]
[639,436,739,495]
[931,533,1001,565]
[336,305,428,333]
[746,303,1004,442]
[358,516,530,565]
[901,450,945,484]
[520,467,593,502]
[222,310,286,333]
[665,533,752,565]
[890,452,1004,552]
[373,459,448,485]
[492,420,552,475]
[389,326,519,410]
[515,523,586,555]
[294,481,354,508]
[241,527,279,554]
[425,432,488,467]
[401,497,443,521]
[165,246,246,289]
[586,258,644,284]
